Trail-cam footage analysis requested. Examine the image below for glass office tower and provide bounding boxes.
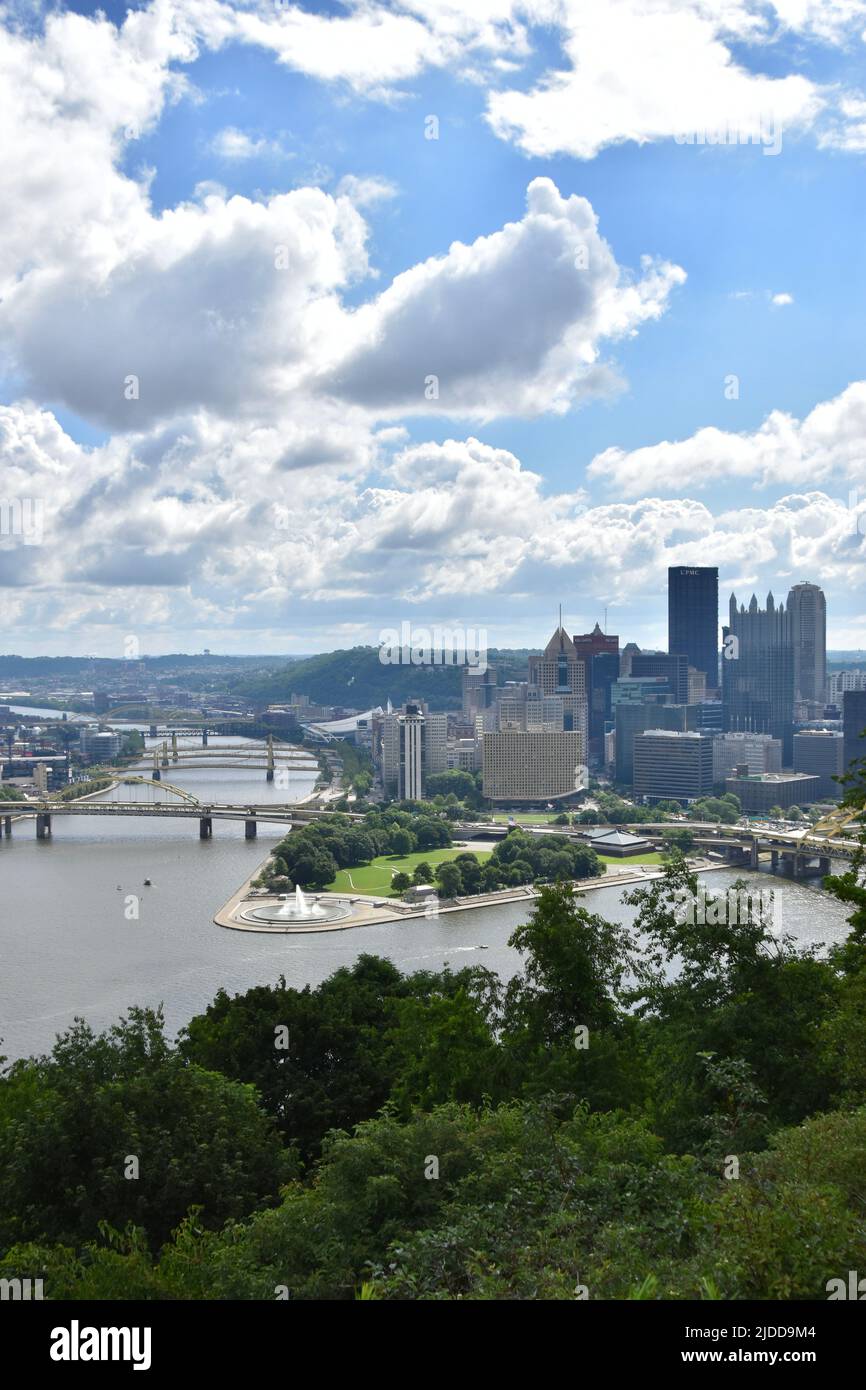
[668,566,719,690]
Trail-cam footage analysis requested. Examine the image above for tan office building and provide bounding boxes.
[481,728,583,802]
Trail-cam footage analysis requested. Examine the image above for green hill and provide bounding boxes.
[232,646,534,711]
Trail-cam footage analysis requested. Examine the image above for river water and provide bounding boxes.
[0,740,855,1061]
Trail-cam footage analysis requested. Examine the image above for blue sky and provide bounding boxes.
[1,1,865,656]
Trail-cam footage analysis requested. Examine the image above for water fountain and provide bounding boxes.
[274,884,328,921]
[240,882,353,928]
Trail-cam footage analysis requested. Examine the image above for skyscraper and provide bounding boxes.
[528,623,587,761]
[668,566,719,691]
[380,701,447,799]
[631,651,690,704]
[842,689,866,784]
[722,592,795,762]
[786,582,827,710]
[573,622,619,763]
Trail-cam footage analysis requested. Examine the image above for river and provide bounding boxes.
[0,742,855,1061]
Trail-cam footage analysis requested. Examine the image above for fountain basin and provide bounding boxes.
[238,888,354,928]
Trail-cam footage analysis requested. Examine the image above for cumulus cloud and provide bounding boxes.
[326,178,685,419]
[3,397,864,651]
[485,0,824,159]
[587,381,866,496]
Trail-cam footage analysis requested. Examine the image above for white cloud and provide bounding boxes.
[326,177,685,419]
[587,381,866,496]
[3,396,864,651]
[210,126,288,159]
[485,0,823,160]
[771,291,794,306]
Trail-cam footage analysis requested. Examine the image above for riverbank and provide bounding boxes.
[214,854,727,933]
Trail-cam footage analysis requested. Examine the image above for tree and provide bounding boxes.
[435,862,463,898]
[391,872,411,893]
[388,826,415,857]
[505,883,632,1042]
[454,853,482,894]
[291,847,338,889]
[662,827,695,853]
[412,861,433,884]
[180,958,408,1162]
[0,1009,288,1252]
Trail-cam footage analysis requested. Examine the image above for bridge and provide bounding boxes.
[455,810,862,878]
[140,734,318,783]
[0,776,356,841]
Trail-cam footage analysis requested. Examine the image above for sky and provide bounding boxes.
[0,0,865,658]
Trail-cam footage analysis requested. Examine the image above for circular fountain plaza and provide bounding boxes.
[239,884,355,928]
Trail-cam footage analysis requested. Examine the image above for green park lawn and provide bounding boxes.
[327,847,492,897]
[597,851,663,866]
[326,845,662,897]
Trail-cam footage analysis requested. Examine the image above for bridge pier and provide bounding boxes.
[202,728,208,747]
[4,815,11,837]
[152,750,161,781]
[749,838,759,869]
[36,813,52,840]
[266,735,274,783]
[149,724,157,738]
[171,732,178,764]
[161,739,169,769]
[199,816,212,839]
[245,818,257,840]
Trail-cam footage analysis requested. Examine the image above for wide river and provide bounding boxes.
[0,738,855,1060]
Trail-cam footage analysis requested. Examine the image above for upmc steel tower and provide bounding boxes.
[668,566,719,691]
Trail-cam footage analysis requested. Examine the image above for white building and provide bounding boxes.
[380,702,448,798]
[712,731,782,781]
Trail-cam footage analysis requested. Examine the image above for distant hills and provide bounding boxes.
[233,646,535,712]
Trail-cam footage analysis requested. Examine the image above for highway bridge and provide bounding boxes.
[0,777,355,840]
[455,810,862,877]
[137,734,318,782]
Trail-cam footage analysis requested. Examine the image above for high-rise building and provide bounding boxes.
[722,592,795,762]
[725,771,822,812]
[633,730,714,803]
[712,731,782,781]
[528,624,587,758]
[827,670,866,704]
[842,689,866,784]
[793,730,844,800]
[668,566,719,691]
[589,651,620,765]
[380,701,447,799]
[614,700,698,785]
[631,651,690,704]
[619,642,641,677]
[462,665,498,719]
[481,729,583,802]
[786,582,827,710]
[574,623,619,765]
[573,622,618,659]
